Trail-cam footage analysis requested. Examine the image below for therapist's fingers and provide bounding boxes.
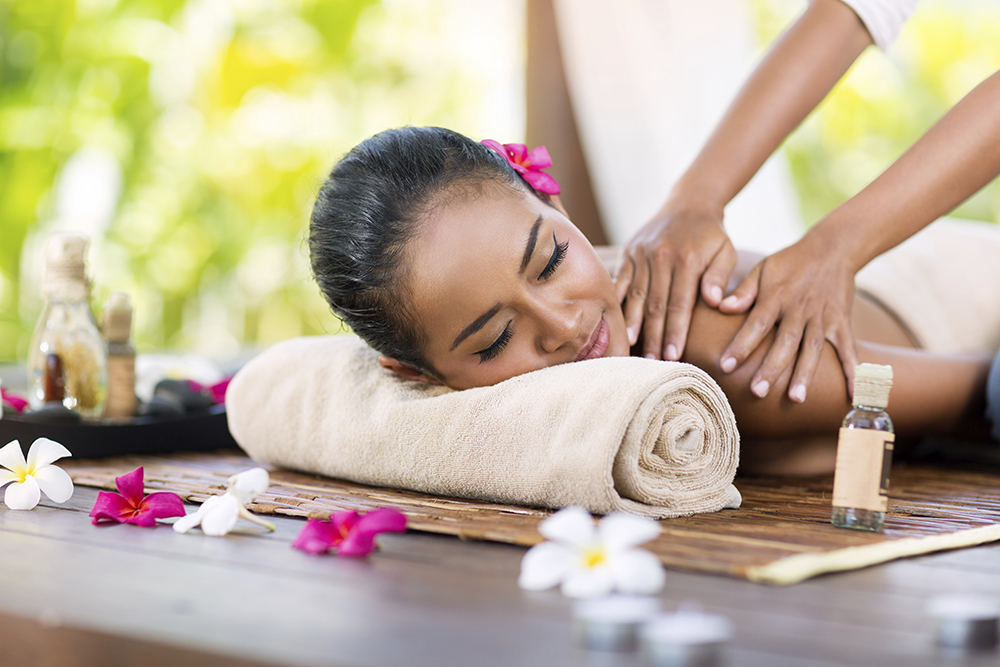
[661,261,701,361]
[640,254,673,359]
[614,255,636,304]
[718,265,777,374]
[619,251,650,348]
[784,320,826,403]
[700,240,739,308]
[748,313,806,398]
[829,322,861,400]
[718,264,760,314]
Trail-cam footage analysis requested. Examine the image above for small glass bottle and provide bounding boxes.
[102,291,137,419]
[831,363,895,531]
[27,233,108,420]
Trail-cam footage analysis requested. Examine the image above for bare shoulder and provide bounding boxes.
[680,296,849,439]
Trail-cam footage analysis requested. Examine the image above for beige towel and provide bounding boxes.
[226,335,741,518]
[855,218,1000,356]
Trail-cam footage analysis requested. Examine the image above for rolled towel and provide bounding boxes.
[226,335,741,518]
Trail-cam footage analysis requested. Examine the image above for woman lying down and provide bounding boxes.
[307,126,999,477]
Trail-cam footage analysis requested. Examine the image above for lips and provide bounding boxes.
[575,314,610,362]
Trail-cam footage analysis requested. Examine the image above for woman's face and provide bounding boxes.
[393,183,630,390]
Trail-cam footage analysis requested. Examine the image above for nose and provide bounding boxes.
[536,298,583,354]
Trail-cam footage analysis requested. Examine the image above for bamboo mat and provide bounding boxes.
[63,452,1000,585]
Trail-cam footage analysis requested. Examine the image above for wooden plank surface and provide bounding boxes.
[63,452,1000,583]
[3,486,1000,666]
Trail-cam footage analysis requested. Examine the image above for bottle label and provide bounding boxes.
[105,355,137,419]
[832,428,895,512]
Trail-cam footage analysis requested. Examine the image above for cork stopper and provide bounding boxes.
[102,291,133,342]
[853,363,893,409]
[43,232,91,299]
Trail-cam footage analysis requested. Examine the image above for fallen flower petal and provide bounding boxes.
[339,508,408,556]
[291,518,340,555]
[186,377,232,405]
[292,508,407,557]
[4,475,41,510]
[173,467,274,536]
[89,466,185,527]
[519,506,665,598]
[227,467,270,505]
[0,438,74,510]
[1,388,29,413]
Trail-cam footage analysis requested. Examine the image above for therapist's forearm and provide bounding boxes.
[671,0,873,207]
[810,68,1000,271]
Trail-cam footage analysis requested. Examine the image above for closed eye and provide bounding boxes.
[539,233,568,281]
[477,321,513,363]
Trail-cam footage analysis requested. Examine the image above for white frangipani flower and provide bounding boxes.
[0,438,74,510]
[519,506,665,598]
[173,467,275,536]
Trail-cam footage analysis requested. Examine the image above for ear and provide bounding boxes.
[377,355,443,385]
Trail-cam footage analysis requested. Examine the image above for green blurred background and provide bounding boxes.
[1,0,998,362]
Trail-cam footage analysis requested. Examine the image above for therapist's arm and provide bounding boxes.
[721,68,1000,402]
[616,0,873,361]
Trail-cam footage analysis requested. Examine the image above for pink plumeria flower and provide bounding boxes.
[1,387,29,413]
[292,508,407,557]
[89,466,186,527]
[519,506,665,598]
[481,139,561,195]
[186,377,232,404]
[0,438,74,510]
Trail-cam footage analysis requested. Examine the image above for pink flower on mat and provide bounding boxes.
[90,466,186,527]
[481,139,561,195]
[292,508,407,557]
[1,388,28,413]
[187,377,232,404]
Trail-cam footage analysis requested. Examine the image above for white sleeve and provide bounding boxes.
[838,0,920,51]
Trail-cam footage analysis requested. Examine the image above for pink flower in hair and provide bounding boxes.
[481,139,561,195]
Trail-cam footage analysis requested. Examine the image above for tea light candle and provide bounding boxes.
[574,595,662,652]
[639,609,733,667]
[925,593,1000,650]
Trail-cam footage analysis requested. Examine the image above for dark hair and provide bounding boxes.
[309,126,526,377]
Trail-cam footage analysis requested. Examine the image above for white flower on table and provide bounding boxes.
[518,506,666,598]
[173,467,275,536]
[0,438,74,510]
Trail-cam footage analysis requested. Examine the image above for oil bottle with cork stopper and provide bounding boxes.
[831,363,895,531]
[27,233,107,420]
[102,291,137,419]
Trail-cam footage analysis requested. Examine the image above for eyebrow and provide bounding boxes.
[451,303,502,351]
[519,215,544,275]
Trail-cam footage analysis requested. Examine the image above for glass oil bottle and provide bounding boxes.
[27,233,108,419]
[831,363,894,531]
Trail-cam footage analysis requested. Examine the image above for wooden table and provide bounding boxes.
[2,487,1000,667]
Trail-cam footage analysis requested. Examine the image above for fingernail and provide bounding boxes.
[665,344,679,361]
[752,380,770,398]
[789,384,807,403]
[644,353,657,360]
[627,326,638,346]
[721,296,738,309]
[720,357,736,373]
[709,286,723,303]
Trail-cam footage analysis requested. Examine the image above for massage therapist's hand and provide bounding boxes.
[615,197,738,361]
[716,229,860,403]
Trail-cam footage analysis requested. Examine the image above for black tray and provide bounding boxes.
[0,404,240,458]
